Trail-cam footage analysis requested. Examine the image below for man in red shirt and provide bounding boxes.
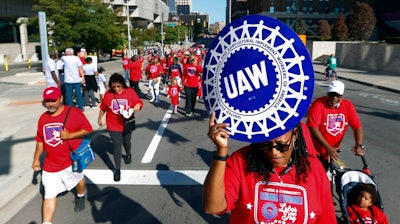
[32,87,93,223]
[127,55,144,97]
[306,80,364,169]
[182,55,203,117]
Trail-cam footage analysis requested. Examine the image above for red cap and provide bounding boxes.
[43,87,62,101]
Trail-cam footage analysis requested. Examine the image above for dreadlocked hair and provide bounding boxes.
[245,123,311,183]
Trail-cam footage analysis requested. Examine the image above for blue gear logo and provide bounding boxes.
[203,15,314,142]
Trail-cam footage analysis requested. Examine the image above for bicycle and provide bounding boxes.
[323,67,338,81]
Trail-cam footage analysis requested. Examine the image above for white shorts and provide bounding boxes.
[42,166,84,199]
[148,77,161,90]
[98,86,106,95]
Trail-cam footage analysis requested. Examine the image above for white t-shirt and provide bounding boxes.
[61,55,83,83]
[82,63,97,76]
[56,60,64,84]
[45,58,59,87]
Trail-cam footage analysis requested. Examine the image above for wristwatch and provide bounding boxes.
[213,151,228,161]
[357,144,365,149]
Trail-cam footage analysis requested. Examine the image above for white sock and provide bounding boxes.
[77,193,85,197]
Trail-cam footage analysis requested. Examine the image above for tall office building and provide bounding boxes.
[176,0,192,15]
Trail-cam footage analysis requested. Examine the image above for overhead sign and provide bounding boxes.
[202,15,314,143]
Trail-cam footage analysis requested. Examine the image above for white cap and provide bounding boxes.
[328,80,345,95]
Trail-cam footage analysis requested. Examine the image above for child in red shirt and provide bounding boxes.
[347,184,389,224]
[167,78,181,113]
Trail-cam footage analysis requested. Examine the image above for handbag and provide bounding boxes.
[123,113,136,133]
[114,93,136,133]
[63,107,95,172]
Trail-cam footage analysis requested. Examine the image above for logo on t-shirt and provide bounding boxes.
[202,15,314,142]
[326,113,345,136]
[255,182,308,223]
[44,123,63,147]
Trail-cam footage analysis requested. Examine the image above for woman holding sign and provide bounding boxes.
[203,113,336,223]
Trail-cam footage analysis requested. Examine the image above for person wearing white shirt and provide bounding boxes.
[44,52,61,88]
[61,48,85,110]
[82,57,98,108]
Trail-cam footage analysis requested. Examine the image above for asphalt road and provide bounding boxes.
[4,69,400,224]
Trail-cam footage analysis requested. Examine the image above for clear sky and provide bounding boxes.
[192,0,226,24]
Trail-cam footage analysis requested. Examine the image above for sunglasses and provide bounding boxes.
[257,130,294,153]
[328,92,342,98]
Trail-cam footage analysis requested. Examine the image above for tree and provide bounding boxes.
[332,13,349,41]
[31,0,125,55]
[317,19,331,41]
[348,2,376,41]
[294,18,307,34]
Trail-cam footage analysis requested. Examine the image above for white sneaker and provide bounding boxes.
[149,98,155,102]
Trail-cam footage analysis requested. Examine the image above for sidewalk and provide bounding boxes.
[312,61,400,94]
[0,61,399,222]
[0,60,125,223]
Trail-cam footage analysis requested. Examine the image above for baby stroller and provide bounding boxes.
[330,155,385,224]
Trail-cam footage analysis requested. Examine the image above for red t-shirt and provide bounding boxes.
[347,205,389,224]
[182,63,203,87]
[169,63,182,79]
[306,96,362,160]
[148,64,164,79]
[100,88,144,132]
[167,84,181,105]
[223,144,336,223]
[122,57,130,69]
[127,60,143,81]
[36,106,93,172]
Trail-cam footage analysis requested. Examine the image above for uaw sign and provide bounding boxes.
[203,15,314,142]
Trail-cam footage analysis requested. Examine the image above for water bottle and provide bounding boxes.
[72,160,78,172]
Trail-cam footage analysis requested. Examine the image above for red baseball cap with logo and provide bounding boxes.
[42,87,62,101]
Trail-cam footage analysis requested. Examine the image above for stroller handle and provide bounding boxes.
[361,155,368,169]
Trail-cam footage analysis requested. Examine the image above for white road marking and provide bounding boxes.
[141,105,173,163]
[83,169,207,185]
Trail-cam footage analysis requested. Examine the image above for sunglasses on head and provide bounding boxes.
[257,130,294,153]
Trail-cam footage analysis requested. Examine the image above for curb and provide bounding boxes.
[314,70,400,95]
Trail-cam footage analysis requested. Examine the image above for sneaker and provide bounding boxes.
[124,154,131,164]
[149,98,155,102]
[84,106,90,109]
[185,113,192,117]
[91,105,98,108]
[114,169,121,182]
[154,99,160,103]
[174,109,178,114]
[74,196,85,212]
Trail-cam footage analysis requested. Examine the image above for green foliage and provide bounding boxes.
[31,0,125,53]
[307,36,322,41]
[348,2,376,41]
[385,37,400,44]
[153,25,189,45]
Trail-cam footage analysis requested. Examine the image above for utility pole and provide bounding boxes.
[125,0,131,57]
[161,12,164,56]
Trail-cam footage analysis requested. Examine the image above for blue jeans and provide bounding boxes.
[64,82,84,110]
[124,69,129,81]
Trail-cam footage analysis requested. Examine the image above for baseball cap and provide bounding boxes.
[327,80,345,95]
[43,87,62,101]
[98,67,106,72]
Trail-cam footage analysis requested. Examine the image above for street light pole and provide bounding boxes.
[161,13,165,57]
[125,0,131,57]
